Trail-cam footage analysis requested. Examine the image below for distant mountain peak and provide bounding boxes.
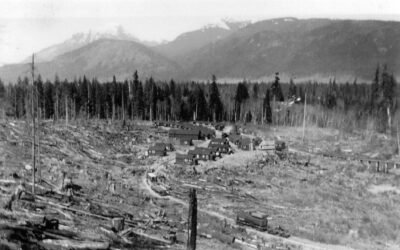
[21,24,157,63]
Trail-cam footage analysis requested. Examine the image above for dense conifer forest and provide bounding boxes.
[0,65,397,133]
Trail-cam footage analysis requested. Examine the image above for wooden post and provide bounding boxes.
[302,92,307,143]
[31,54,36,195]
[397,120,400,157]
[187,188,197,250]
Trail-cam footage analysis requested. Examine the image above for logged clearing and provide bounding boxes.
[0,120,399,250]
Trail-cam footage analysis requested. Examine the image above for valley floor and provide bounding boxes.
[0,120,399,250]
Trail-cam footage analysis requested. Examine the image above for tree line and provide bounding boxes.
[0,65,397,133]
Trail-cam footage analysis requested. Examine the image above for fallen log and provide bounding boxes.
[42,239,109,249]
[233,238,258,249]
[99,226,132,245]
[125,228,171,245]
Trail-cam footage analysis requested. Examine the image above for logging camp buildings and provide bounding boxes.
[168,125,215,145]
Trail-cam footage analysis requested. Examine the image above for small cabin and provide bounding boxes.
[239,138,253,151]
[147,144,167,156]
[208,143,232,155]
[188,147,216,161]
[228,134,242,145]
[258,140,275,151]
[175,153,198,165]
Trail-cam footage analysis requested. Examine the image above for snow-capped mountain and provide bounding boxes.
[155,19,251,59]
[23,24,155,63]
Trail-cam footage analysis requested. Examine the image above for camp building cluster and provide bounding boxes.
[146,122,262,165]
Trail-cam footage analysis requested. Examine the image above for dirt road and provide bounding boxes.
[140,172,354,250]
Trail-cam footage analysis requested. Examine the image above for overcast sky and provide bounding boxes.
[1,0,400,64]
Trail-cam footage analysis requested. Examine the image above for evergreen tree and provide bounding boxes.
[288,78,297,98]
[208,75,223,121]
[234,82,249,121]
[270,72,284,102]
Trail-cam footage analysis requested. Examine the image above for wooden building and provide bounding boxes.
[239,138,253,151]
[147,144,167,156]
[175,153,198,165]
[208,143,232,155]
[228,134,242,145]
[209,138,229,146]
[154,142,174,151]
[188,147,216,161]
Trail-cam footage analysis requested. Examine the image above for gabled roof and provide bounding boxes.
[169,129,200,136]
[188,147,215,155]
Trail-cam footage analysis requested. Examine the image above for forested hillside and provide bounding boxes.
[0,64,396,133]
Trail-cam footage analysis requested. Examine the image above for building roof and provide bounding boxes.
[210,138,228,143]
[169,129,200,136]
[149,144,167,151]
[209,143,230,149]
[188,147,215,155]
[176,153,193,159]
[240,137,252,145]
[155,142,172,147]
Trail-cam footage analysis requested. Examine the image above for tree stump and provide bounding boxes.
[111,217,124,232]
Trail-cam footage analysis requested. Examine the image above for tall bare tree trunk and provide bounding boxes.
[31,54,36,195]
[112,95,115,121]
[37,87,41,183]
[65,96,68,126]
[387,106,392,133]
[302,93,307,142]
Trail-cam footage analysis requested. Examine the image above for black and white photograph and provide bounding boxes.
[0,0,400,249]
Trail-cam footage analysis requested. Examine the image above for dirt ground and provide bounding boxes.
[0,120,399,250]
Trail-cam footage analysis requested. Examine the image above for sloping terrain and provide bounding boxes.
[0,39,181,83]
[1,18,400,83]
[179,18,400,81]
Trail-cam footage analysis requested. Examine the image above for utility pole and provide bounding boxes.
[187,188,197,250]
[31,54,36,195]
[36,75,41,184]
[302,92,307,143]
